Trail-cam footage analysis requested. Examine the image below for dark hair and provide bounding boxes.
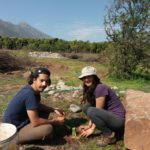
[82,75,101,105]
[28,67,51,85]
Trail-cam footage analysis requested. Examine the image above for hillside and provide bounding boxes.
[0,19,52,39]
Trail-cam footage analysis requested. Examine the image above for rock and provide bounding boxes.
[69,104,82,113]
[56,80,65,90]
[124,89,150,150]
[56,80,75,91]
[50,84,56,90]
[44,86,51,92]
[54,93,60,98]
[29,52,65,59]
[48,90,55,95]
[72,90,80,98]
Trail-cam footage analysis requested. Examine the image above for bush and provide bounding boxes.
[69,54,79,59]
[0,51,33,73]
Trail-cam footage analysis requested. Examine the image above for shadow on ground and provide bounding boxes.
[22,117,87,150]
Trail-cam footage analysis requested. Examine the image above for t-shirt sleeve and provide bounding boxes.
[94,84,109,98]
[25,92,39,110]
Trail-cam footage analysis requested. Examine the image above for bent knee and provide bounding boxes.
[82,106,88,114]
[82,105,92,114]
[86,107,97,118]
[41,124,53,137]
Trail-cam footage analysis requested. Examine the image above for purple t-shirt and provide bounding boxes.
[94,84,126,118]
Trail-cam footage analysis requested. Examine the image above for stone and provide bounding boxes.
[72,90,80,98]
[69,104,82,113]
[43,86,51,92]
[48,90,55,95]
[124,89,150,150]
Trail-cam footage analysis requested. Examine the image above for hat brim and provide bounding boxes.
[78,73,97,79]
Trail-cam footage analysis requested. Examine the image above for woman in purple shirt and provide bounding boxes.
[78,66,126,147]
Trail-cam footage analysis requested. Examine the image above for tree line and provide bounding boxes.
[0,36,108,53]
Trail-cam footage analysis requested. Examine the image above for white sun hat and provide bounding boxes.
[79,66,97,79]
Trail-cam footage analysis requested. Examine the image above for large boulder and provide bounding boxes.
[124,89,150,150]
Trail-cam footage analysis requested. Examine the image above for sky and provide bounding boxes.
[0,0,113,42]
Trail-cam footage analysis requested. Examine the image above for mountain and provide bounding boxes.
[0,19,52,39]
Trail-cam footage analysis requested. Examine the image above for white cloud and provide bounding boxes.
[33,22,107,42]
[68,25,105,41]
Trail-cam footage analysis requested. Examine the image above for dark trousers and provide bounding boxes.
[82,104,125,136]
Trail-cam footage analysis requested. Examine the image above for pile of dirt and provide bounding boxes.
[0,51,34,73]
[0,51,21,73]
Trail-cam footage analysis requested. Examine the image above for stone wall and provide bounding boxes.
[29,52,65,59]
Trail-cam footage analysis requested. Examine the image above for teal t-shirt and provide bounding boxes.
[3,85,40,130]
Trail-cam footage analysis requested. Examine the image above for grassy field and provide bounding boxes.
[0,50,149,150]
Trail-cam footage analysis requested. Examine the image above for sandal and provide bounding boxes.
[96,132,116,147]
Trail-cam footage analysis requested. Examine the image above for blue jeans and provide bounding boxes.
[82,103,125,135]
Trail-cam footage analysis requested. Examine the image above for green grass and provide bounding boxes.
[0,91,16,114]
[10,49,31,57]
[9,50,149,92]
[104,77,150,92]
[0,51,149,114]
[0,74,26,86]
[0,52,149,111]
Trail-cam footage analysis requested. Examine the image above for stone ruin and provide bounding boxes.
[124,89,150,150]
[44,79,82,96]
[29,52,65,59]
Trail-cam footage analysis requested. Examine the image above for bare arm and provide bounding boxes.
[27,109,65,127]
[90,96,106,130]
[81,96,105,132]
[96,96,105,108]
[80,96,106,137]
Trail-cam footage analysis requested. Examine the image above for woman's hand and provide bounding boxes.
[78,124,91,133]
[79,127,95,137]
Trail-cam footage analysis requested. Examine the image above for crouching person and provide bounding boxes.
[78,66,126,147]
[3,67,65,144]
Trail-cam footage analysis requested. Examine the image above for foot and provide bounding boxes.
[96,132,116,147]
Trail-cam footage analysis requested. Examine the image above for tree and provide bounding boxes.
[104,0,150,78]
[2,37,15,49]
